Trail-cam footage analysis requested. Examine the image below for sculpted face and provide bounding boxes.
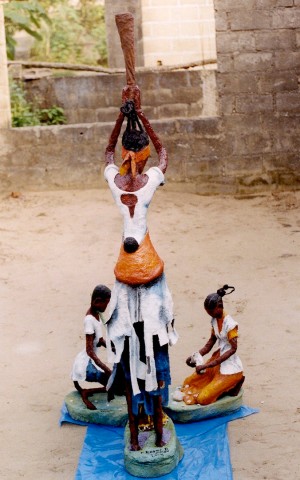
[205,302,223,319]
[92,297,110,313]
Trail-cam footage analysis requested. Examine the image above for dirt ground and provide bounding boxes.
[1,185,299,479]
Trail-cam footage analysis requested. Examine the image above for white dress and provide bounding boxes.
[71,314,105,381]
[104,164,178,396]
[211,314,243,375]
[104,164,165,245]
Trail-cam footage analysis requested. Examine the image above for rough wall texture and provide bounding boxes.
[214,0,300,190]
[23,69,217,124]
[0,118,230,195]
[0,0,299,194]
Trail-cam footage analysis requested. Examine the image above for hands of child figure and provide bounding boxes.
[186,356,196,367]
[187,352,206,374]
[196,364,207,374]
[122,85,141,110]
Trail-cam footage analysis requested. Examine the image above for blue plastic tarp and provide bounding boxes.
[60,404,258,480]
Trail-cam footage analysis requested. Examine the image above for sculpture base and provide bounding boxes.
[164,388,244,423]
[64,391,128,426]
[124,416,183,478]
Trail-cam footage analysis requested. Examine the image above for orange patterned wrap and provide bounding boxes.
[119,145,151,176]
[114,231,164,285]
[181,350,244,406]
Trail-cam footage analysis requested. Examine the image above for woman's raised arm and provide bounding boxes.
[105,111,125,165]
[137,110,168,173]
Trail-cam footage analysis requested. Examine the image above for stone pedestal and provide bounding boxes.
[64,391,128,426]
[124,416,183,478]
[164,388,244,423]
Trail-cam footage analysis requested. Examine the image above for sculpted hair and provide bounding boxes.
[120,100,149,152]
[91,284,111,303]
[204,284,235,310]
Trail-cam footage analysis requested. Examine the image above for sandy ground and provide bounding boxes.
[1,185,300,479]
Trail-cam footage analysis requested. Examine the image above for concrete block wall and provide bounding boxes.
[105,0,217,68]
[141,0,217,66]
[0,118,232,194]
[214,0,300,189]
[23,68,218,124]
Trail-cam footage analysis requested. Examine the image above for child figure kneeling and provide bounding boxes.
[71,285,112,410]
[182,284,244,406]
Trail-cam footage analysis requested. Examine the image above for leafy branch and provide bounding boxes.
[4,1,50,60]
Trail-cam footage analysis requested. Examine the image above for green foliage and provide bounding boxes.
[4,1,50,60]
[10,78,41,127]
[30,0,107,66]
[39,106,66,125]
[9,78,66,128]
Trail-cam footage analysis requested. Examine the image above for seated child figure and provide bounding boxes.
[182,284,244,406]
[71,285,112,410]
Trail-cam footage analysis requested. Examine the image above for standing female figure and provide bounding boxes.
[182,284,244,406]
[104,86,178,450]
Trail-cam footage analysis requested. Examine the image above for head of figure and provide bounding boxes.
[91,284,111,313]
[204,284,235,319]
[120,100,150,177]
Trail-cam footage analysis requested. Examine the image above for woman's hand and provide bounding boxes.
[186,356,196,367]
[196,364,207,374]
[122,85,141,110]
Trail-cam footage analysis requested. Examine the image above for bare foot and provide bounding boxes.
[155,437,166,448]
[81,391,97,410]
[130,435,141,452]
[130,442,141,451]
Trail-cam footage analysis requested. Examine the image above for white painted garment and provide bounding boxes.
[104,164,164,245]
[71,314,105,381]
[211,314,243,375]
[106,275,178,396]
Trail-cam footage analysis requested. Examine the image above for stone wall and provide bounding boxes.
[0,118,233,195]
[0,0,299,194]
[23,69,218,124]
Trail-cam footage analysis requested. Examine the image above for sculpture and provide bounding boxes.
[181,284,245,406]
[71,284,112,410]
[104,14,182,474]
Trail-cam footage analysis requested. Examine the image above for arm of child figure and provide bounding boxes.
[123,84,168,173]
[105,111,125,165]
[186,333,217,367]
[86,334,112,375]
[196,337,238,373]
